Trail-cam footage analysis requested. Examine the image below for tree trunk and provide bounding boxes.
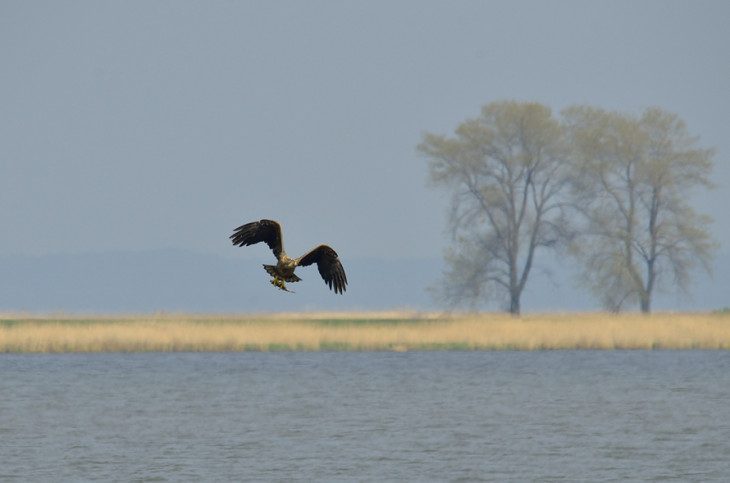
[509,291,521,315]
[640,295,651,314]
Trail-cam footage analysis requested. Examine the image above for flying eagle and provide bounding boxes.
[230,219,347,294]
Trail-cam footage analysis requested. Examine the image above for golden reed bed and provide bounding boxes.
[1,312,729,352]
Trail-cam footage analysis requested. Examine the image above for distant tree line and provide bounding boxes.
[419,101,716,314]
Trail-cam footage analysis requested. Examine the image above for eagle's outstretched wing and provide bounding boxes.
[298,245,347,294]
[230,219,283,259]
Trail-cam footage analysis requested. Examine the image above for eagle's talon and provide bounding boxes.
[269,276,294,292]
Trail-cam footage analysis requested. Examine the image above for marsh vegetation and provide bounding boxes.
[1,311,729,352]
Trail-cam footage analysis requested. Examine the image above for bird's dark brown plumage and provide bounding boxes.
[230,219,283,259]
[299,245,348,295]
[230,219,347,294]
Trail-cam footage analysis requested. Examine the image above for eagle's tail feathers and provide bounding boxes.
[262,264,302,283]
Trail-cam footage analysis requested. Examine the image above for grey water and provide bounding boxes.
[1,351,729,481]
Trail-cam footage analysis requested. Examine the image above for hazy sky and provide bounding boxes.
[2,0,729,263]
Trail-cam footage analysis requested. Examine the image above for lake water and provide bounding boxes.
[2,351,729,481]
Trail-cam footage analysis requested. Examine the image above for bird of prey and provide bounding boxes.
[230,219,347,294]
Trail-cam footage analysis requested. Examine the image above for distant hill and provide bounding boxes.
[1,250,727,313]
[0,251,440,313]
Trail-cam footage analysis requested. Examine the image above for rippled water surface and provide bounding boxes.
[2,351,730,481]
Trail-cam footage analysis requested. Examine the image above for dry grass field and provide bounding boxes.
[1,311,729,352]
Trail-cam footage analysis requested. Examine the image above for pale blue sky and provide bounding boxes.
[2,0,728,265]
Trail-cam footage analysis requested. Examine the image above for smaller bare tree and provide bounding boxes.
[419,101,572,314]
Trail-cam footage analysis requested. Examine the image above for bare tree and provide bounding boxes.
[419,101,572,314]
[564,106,716,313]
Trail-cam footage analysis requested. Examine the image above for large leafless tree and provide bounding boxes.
[419,101,572,314]
[564,106,716,312]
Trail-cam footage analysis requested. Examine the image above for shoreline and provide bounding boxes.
[2,312,729,353]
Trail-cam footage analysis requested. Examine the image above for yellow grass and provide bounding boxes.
[1,312,729,352]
